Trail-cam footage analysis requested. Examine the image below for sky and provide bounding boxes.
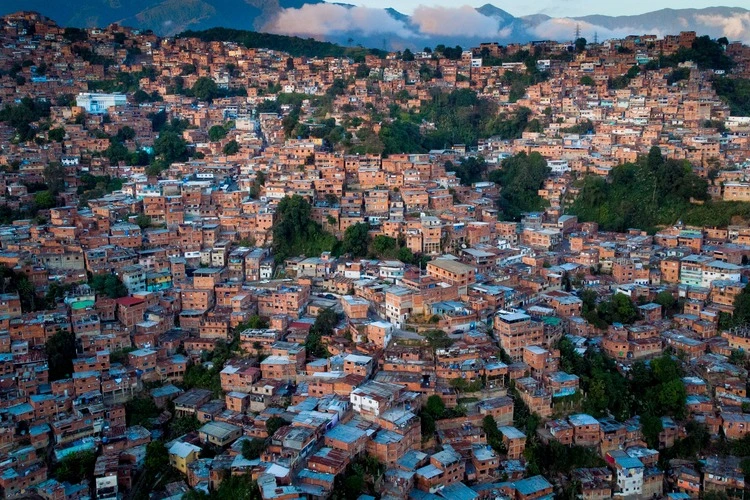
[264,1,750,46]
[343,0,749,18]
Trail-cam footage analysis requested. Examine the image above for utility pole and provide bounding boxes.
[574,24,581,41]
[594,32,598,45]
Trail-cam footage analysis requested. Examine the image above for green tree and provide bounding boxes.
[342,222,370,257]
[104,140,129,165]
[397,246,416,264]
[306,307,339,358]
[355,63,370,78]
[483,415,507,454]
[241,438,266,460]
[488,152,551,220]
[191,76,219,101]
[34,190,56,209]
[90,274,128,298]
[570,148,710,232]
[43,162,66,195]
[654,291,675,314]
[0,97,51,142]
[53,451,96,484]
[266,416,288,436]
[154,131,188,164]
[272,195,338,263]
[116,125,136,142]
[451,156,488,186]
[421,413,436,437]
[641,414,663,449]
[169,415,201,438]
[727,284,750,327]
[579,75,595,86]
[597,293,639,324]
[423,330,454,350]
[109,346,136,365]
[223,140,240,155]
[145,440,169,473]
[183,362,223,397]
[134,214,151,229]
[379,120,425,155]
[209,125,228,141]
[425,395,445,419]
[371,235,399,259]
[125,396,160,427]
[0,266,39,312]
[46,330,77,381]
[48,127,65,142]
[237,315,269,331]
[133,89,153,103]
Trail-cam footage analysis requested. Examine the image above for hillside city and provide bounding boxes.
[2,9,750,500]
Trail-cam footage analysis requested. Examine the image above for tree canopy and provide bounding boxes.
[713,76,750,117]
[179,28,386,60]
[208,125,228,141]
[90,274,128,299]
[558,338,686,446]
[306,307,339,358]
[192,77,219,101]
[272,195,338,263]
[342,223,370,257]
[579,289,639,329]
[449,156,488,186]
[154,131,189,165]
[570,147,709,232]
[489,152,551,220]
[223,140,240,155]
[46,330,77,381]
[0,97,51,142]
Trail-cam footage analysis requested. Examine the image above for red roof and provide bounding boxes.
[289,322,312,331]
[115,297,145,307]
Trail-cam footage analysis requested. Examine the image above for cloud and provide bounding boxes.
[410,5,503,38]
[498,26,513,38]
[694,13,750,42]
[263,3,514,43]
[262,4,413,39]
[261,4,750,47]
[528,18,664,42]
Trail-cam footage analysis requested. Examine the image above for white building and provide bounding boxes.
[76,93,127,114]
[120,265,146,294]
[701,260,742,288]
[350,380,402,418]
[547,160,570,174]
[613,453,644,497]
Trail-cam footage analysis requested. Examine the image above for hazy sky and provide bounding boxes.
[345,1,748,17]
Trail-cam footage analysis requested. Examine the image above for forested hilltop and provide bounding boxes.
[568,147,750,232]
[178,27,387,60]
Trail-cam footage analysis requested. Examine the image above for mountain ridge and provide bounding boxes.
[0,2,747,46]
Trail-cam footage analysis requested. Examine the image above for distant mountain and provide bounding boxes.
[0,0,323,36]
[576,6,742,31]
[384,8,409,24]
[1,2,748,46]
[475,4,515,25]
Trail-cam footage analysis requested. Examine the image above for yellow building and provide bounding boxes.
[169,441,202,474]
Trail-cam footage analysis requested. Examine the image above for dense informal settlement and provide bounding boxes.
[1,9,750,500]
